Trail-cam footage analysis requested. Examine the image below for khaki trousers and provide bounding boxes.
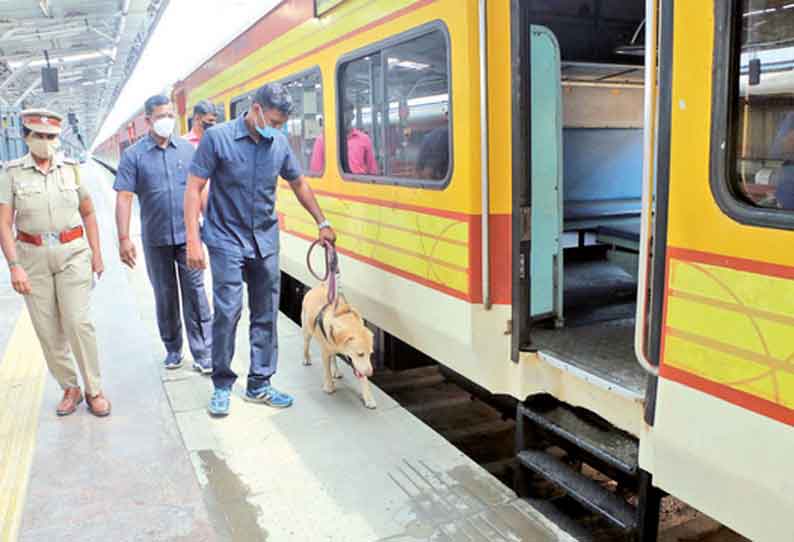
[17,237,101,396]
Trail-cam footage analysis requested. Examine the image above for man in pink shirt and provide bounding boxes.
[184,101,217,212]
[184,100,217,148]
[309,101,378,175]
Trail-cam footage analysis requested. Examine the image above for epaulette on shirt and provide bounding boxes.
[63,157,79,165]
[3,157,24,170]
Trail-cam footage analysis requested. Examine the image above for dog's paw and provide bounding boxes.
[303,358,312,366]
[363,398,377,409]
[323,382,336,394]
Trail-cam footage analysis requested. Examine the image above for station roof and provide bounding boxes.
[0,0,168,148]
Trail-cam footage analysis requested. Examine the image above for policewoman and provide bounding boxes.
[0,109,111,417]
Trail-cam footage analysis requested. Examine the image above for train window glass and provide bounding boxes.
[231,93,252,119]
[282,69,324,176]
[214,102,226,123]
[337,24,451,186]
[384,30,450,181]
[731,1,794,212]
[338,53,384,176]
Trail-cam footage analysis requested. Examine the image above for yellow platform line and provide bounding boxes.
[0,310,47,542]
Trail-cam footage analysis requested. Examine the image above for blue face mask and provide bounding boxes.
[256,108,281,140]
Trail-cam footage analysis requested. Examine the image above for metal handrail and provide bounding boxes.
[479,0,491,310]
[634,0,660,378]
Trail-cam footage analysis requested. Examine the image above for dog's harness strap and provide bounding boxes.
[314,302,332,342]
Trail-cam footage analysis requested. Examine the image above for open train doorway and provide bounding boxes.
[524,2,649,400]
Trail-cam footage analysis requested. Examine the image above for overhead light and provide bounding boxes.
[8,50,114,70]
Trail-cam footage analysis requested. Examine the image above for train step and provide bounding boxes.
[517,402,638,477]
[514,398,663,541]
[517,450,637,531]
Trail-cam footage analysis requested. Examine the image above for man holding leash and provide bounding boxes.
[185,83,335,417]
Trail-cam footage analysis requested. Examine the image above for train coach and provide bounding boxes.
[94,1,794,540]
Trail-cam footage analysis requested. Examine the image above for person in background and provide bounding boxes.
[184,100,217,149]
[415,108,450,180]
[184,100,218,214]
[765,112,794,210]
[184,83,336,417]
[0,109,110,417]
[310,100,378,175]
[114,95,213,374]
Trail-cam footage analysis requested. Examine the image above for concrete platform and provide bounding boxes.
[0,161,577,541]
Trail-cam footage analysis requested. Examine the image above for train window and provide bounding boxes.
[282,68,324,176]
[230,93,253,119]
[338,53,385,176]
[214,102,226,123]
[714,0,794,228]
[385,31,450,181]
[337,23,452,188]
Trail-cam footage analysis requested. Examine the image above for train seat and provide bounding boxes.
[562,127,644,234]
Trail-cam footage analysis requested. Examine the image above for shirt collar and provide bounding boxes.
[22,152,62,173]
[21,153,36,169]
[145,132,177,150]
[234,115,251,141]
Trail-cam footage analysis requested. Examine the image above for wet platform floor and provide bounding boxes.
[0,161,577,541]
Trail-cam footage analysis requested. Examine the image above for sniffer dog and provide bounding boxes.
[301,284,376,409]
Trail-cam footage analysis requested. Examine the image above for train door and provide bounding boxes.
[641,1,794,540]
[529,25,563,322]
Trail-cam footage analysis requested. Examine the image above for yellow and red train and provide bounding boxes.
[94,1,794,540]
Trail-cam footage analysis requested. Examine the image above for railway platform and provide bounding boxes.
[0,161,577,541]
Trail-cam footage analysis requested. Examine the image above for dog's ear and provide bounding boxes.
[333,327,353,348]
[333,302,353,317]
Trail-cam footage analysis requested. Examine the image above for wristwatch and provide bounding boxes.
[317,220,332,230]
[8,261,19,270]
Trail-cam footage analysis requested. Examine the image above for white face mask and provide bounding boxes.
[152,117,175,139]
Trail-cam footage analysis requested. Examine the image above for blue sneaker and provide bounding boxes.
[244,384,294,408]
[208,388,231,417]
[164,352,183,370]
[192,358,212,375]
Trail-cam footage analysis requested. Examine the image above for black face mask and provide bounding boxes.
[201,121,215,131]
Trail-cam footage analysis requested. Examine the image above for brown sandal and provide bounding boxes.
[86,392,111,417]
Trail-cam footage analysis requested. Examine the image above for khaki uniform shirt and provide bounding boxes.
[0,153,89,234]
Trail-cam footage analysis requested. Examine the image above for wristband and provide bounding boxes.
[317,220,331,230]
[119,235,129,241]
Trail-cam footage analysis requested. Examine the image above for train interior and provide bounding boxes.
[527,2,648,397]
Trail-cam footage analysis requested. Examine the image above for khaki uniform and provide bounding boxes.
[0,153,102,395]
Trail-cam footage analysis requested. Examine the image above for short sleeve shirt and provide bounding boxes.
[113,133,195,247]
[0,153,89,234]
[189,116,302,258]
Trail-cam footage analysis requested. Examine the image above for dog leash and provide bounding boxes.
[307,239,340,305]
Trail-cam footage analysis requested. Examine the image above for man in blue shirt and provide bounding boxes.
[185,83,335,417]
[114,94,213,374]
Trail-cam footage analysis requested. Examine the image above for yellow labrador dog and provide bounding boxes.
[301,284,376,408]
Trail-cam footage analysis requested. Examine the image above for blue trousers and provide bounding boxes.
[208,247,280,391]
[143,244,212,362]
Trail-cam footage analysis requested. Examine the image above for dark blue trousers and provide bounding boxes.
[143,243,212,362]
[208,247,280,391]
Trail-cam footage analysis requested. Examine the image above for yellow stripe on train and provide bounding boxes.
[188,0,420,106]
[663,257,794,409]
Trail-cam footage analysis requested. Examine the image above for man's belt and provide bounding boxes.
[17,225,84,246]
